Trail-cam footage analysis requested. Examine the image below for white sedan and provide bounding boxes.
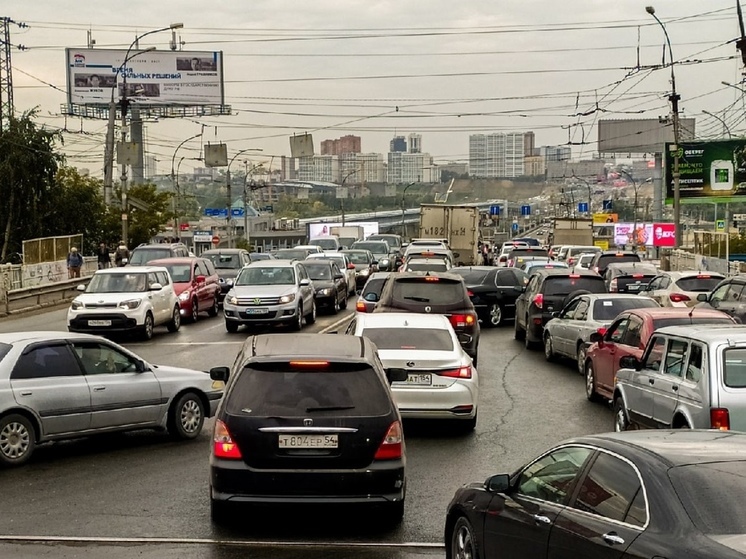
[345,312,478,431]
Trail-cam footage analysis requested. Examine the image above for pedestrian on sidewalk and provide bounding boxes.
[67,247,83,278]
[97,242,112,269]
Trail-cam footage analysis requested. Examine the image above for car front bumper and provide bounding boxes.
[67,308,147,332]
[223,301,300,325]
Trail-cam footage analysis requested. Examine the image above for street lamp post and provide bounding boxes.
[400,181,416,238]
[646,6,682,248]
[703,109,733,138]
[226,148,263,248]
[340,169,358,226]
[242,163,265,251]
[170,130,204,237]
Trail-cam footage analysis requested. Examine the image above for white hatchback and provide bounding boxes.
[345,312,478,431]
[67,266,181,340]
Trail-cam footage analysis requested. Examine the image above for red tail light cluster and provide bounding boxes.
[449,313,476,328]
[532,293,544,309]
[439,365,472,379]
[356,300,367,312]
[374,421,403,460]
[213,420,242,459]
[669,293,691,303]
[710,408,730,430]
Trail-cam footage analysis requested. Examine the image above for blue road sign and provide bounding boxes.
[602,199,613,211]
[205,208,229,218]
[512,222,520,232]
[231,208,244,218]
[578,202,589,213]
[489,204,501,216]
[520,205,531,216]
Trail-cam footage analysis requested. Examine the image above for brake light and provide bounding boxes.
[710,408,730,430]
[213,420,242,459]
[423,276,440,282]
[669,293,691,303]
[569,274,580,278]
[609,278,618,292]
[439,365,473,379]
[697,274,711,279]
[467,290,474,297]
[374,421,403,460]
[449,313,476,328]
[356,300,367,311]
[532,293,544,309]
[289,360,330,368]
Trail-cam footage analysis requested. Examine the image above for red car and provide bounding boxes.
[149,257,221,322]
[583,307,735,403]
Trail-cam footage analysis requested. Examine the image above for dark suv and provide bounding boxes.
[208,334,407,524]
[200,249,252,303]
[128,243,190,266]
[374,272,480,364]
[514,269,607,348]
[589,251,641,275]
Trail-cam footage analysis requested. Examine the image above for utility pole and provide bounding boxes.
[0,17,26,131]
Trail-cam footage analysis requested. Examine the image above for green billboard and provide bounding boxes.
[665,139,746,204]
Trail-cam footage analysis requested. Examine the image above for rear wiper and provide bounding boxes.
[404,296,430,302]
[306,405,355,412]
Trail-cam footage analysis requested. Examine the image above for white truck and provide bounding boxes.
[418,204,482,266]
[330,225,365,249]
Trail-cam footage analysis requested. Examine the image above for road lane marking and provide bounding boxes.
[320,314,355,334]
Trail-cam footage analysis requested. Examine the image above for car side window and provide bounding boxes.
[200,260,215,276]
[73,342,139,375]
[608,319,629,343]
[156,271,170,286]
[659,276,671,290]
[515,446,593,505]
[509,269,528,286]
[664,339,688,377]
[709,283,731,304]
[561,298,581,320]
[574,298,590,321]
[147,272,159,287]
[344,317,357,335]
[727,283,746,302]
[573,451,646,527]
[646,277,661,291]
[331,263,341,277]
[642,336,666,371]
[11,344,82,379]
[296,265,308,282]
[685,343,704,383]
[622,316,644,348]
[525,275,538,295]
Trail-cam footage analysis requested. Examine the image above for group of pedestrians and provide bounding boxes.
[66,241,131,279]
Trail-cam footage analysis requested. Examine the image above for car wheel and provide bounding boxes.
[168,392,205,440]
[0,414,36,467]
[189,298,199,323]
[207,295,219,317]
[458,412,477,433]
[332,295,340,314]
[291,304,304,331]
[166,305,181,333]
[488,303,503,327]
[524,318,536,349]
[306,301,317,325]
[613,397,630,432]
[451,516,480,559]
[514,314,525,341]
[225,320,239,333]
[141,312,154,341]
[340,294,348,310]
[576,343,587,375]
[585,361,601,402]
[543,334,555,361]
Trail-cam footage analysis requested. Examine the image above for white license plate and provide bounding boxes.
[87,320,112,327]
[245,308,269,315]
[627,284,642,291]
[406,373,432,386]
[278,434,338,449]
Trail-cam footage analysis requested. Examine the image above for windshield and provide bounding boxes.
[162,264,192,283]
[406,261,449,272]
[346,252,370,264]
[592,298,658,321]
[352,242,388,255]
[236,267,296,286]
[129,248,172,265]
[391,278,465,305]
[370,236,401,248]
[676,276,723,292]
[362,328,454,350]
[598,255,640,270]
[87,272,148,293]
[304,265,333,281]
[544,276,606,296]
[203,253,240,270]
[311,239,339,250]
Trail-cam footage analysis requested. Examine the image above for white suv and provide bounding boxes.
[67,266,181,340]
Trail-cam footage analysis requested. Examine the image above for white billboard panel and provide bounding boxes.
[614,222,653,247]
[598,118,696,154]
[308,222,379,239]
[66,49,224,106]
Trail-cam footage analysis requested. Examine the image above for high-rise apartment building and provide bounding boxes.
[339,153,386,184]
[539,145,572,161]
[469,132,526,178]
[387,152,436,183]
[390,136,407,153]
[523,131,535,157]
[297,155,340,183]
[320,135,361,155]
[408,133,421,154]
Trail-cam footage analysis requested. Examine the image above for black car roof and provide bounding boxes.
[246,333,370,361]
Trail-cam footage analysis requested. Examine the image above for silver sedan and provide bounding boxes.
[0,331,223,467]
[543,294,660,374]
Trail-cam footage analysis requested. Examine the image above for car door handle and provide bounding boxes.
[672,385,679,392]
[533,514,552,525]
[19,391,32,396]
[93,386,106,391]
[602,532,625,546]
[648,378,655,385]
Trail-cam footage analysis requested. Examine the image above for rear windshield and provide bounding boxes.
[202,253,240,269]
[391,278,465,305]
[450,269,490,284]
[226,367,391,417]
[346,252,370,264]
[129,248,172,265]
[544,276,606,296]
[592,298,658,321]
[652,317,734,331]
[361,278,388,301]
[352,242,388,255]
[362,328,454,351]
[598,255,640,269]
[511,249,549,258]
[311,239,339,250]
[723,349,746,388]
[676,276,723,292]
[406,262,449,272]
[274,250,308,261]
[669,462,746,534]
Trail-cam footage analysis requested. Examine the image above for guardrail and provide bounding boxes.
[3,277,92,316]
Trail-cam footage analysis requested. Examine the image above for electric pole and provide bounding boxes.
[0,17,27,130]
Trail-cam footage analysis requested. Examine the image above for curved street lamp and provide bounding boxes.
[703,110,733,139]
[171,130,204,235]
[400,181,416,237]
[340,169,358,226]
[226,148,263,247]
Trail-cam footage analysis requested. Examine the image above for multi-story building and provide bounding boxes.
[469,132,525,178]
[524,155,545,177]
[524,132,535,157]
[438,162,469,176]
[390,136,407,153]
[280,156,297,181]
[297,155,340,183]
[339,153,386,184]
[144,155,158,179]
[387,152,436,183]
[408,133,421,154]
[320,135,361,156]
[539,145,572,162]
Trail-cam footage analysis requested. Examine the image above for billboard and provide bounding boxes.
[665,140,746,203]
[592,213,618,224]
[308,222,379,239]
[66,49,224,106]
[598,118,695,154]
[652,223,676,247]
[614,223,653,247]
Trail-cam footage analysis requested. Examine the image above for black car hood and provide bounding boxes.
[312,279,335,290]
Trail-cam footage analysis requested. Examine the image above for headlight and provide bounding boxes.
[228,295,239,305]
[359,268,370,276]
[178,291,191,301]
[319,288,332,296]
[380,259,390,267]
[226,278,234,285]
[119,299,142,310]
[279,293,296,304]
[71,299,84,310]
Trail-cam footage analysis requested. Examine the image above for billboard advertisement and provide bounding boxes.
[614,223,653,247]
[66,49,224,106]
[307,222,379,240]
[665,140,746,203]
[598,118,695,154]
[593,213,618,224]
[652,223,676,247]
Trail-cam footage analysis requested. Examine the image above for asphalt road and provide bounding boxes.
[0,298,613,559]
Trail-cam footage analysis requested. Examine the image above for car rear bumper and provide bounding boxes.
[393,382,477,419]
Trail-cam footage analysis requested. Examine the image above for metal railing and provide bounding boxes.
[667,249,742,276]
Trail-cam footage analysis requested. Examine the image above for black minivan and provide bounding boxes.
[208,334,407,524]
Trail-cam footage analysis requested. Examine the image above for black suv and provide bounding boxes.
[450,266,528,327]
[128,243,190,266]
[507,247,549,268]
[208,334,407,524]
[604,262,658,293]
[200,248,252,303]
[374,272,480,364]
[514,269,607,348]
[589,250,641,275]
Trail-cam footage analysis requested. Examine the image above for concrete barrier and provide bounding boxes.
[2,277,91,316]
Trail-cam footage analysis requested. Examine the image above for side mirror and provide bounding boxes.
[209,366,230,382]
[371,260,378,266]
[619,355,641,371]
[386,368,409,383]
[485,473,511,493]
[334,273,345,280]
[149,282,163,291]
[347,263,356,270]
[453,252,461,259]
[77,284,86,292]
[551,311,560,318]
[300,278,312,286]
[589,331,603,343]
[196,275,206,283]
[697,293,708,302]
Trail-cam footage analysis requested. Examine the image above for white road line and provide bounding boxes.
[0,535,444,548]
[319,314,355,334]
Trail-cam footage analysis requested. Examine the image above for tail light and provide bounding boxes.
[374,421,403,460]
[710,408,730,430]
[449,313,477,328]
[467,290,474,297]
[213,420,242,459]
[532,293,544,309]
[356,300,367,311]
[669,293,691,303]
[568,257,576,266]
[609,278,618,292]
[438,365,472,379]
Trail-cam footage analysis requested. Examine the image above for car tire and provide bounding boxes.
[291,304,304,331]
[613,397,630,432]
[488,303,503,327]
[207,295,219,317]
[525,319,536,349]
[225,321,239,333]
[543,334,555,361]
[167,392,205,440]
[585,361,601,402]
[514,314,525,341]
[450,516,480,559]
[306,301,317,325]
[141,312,154,341]
[576,343,587,375]
[0,413,36,467]
[459,412,477,433]
[189,299,199,323]
[340,294,348,310]
[332,295,340,314]
[166,305,181,333]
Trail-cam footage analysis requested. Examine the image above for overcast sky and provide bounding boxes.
[7,1,746,175]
